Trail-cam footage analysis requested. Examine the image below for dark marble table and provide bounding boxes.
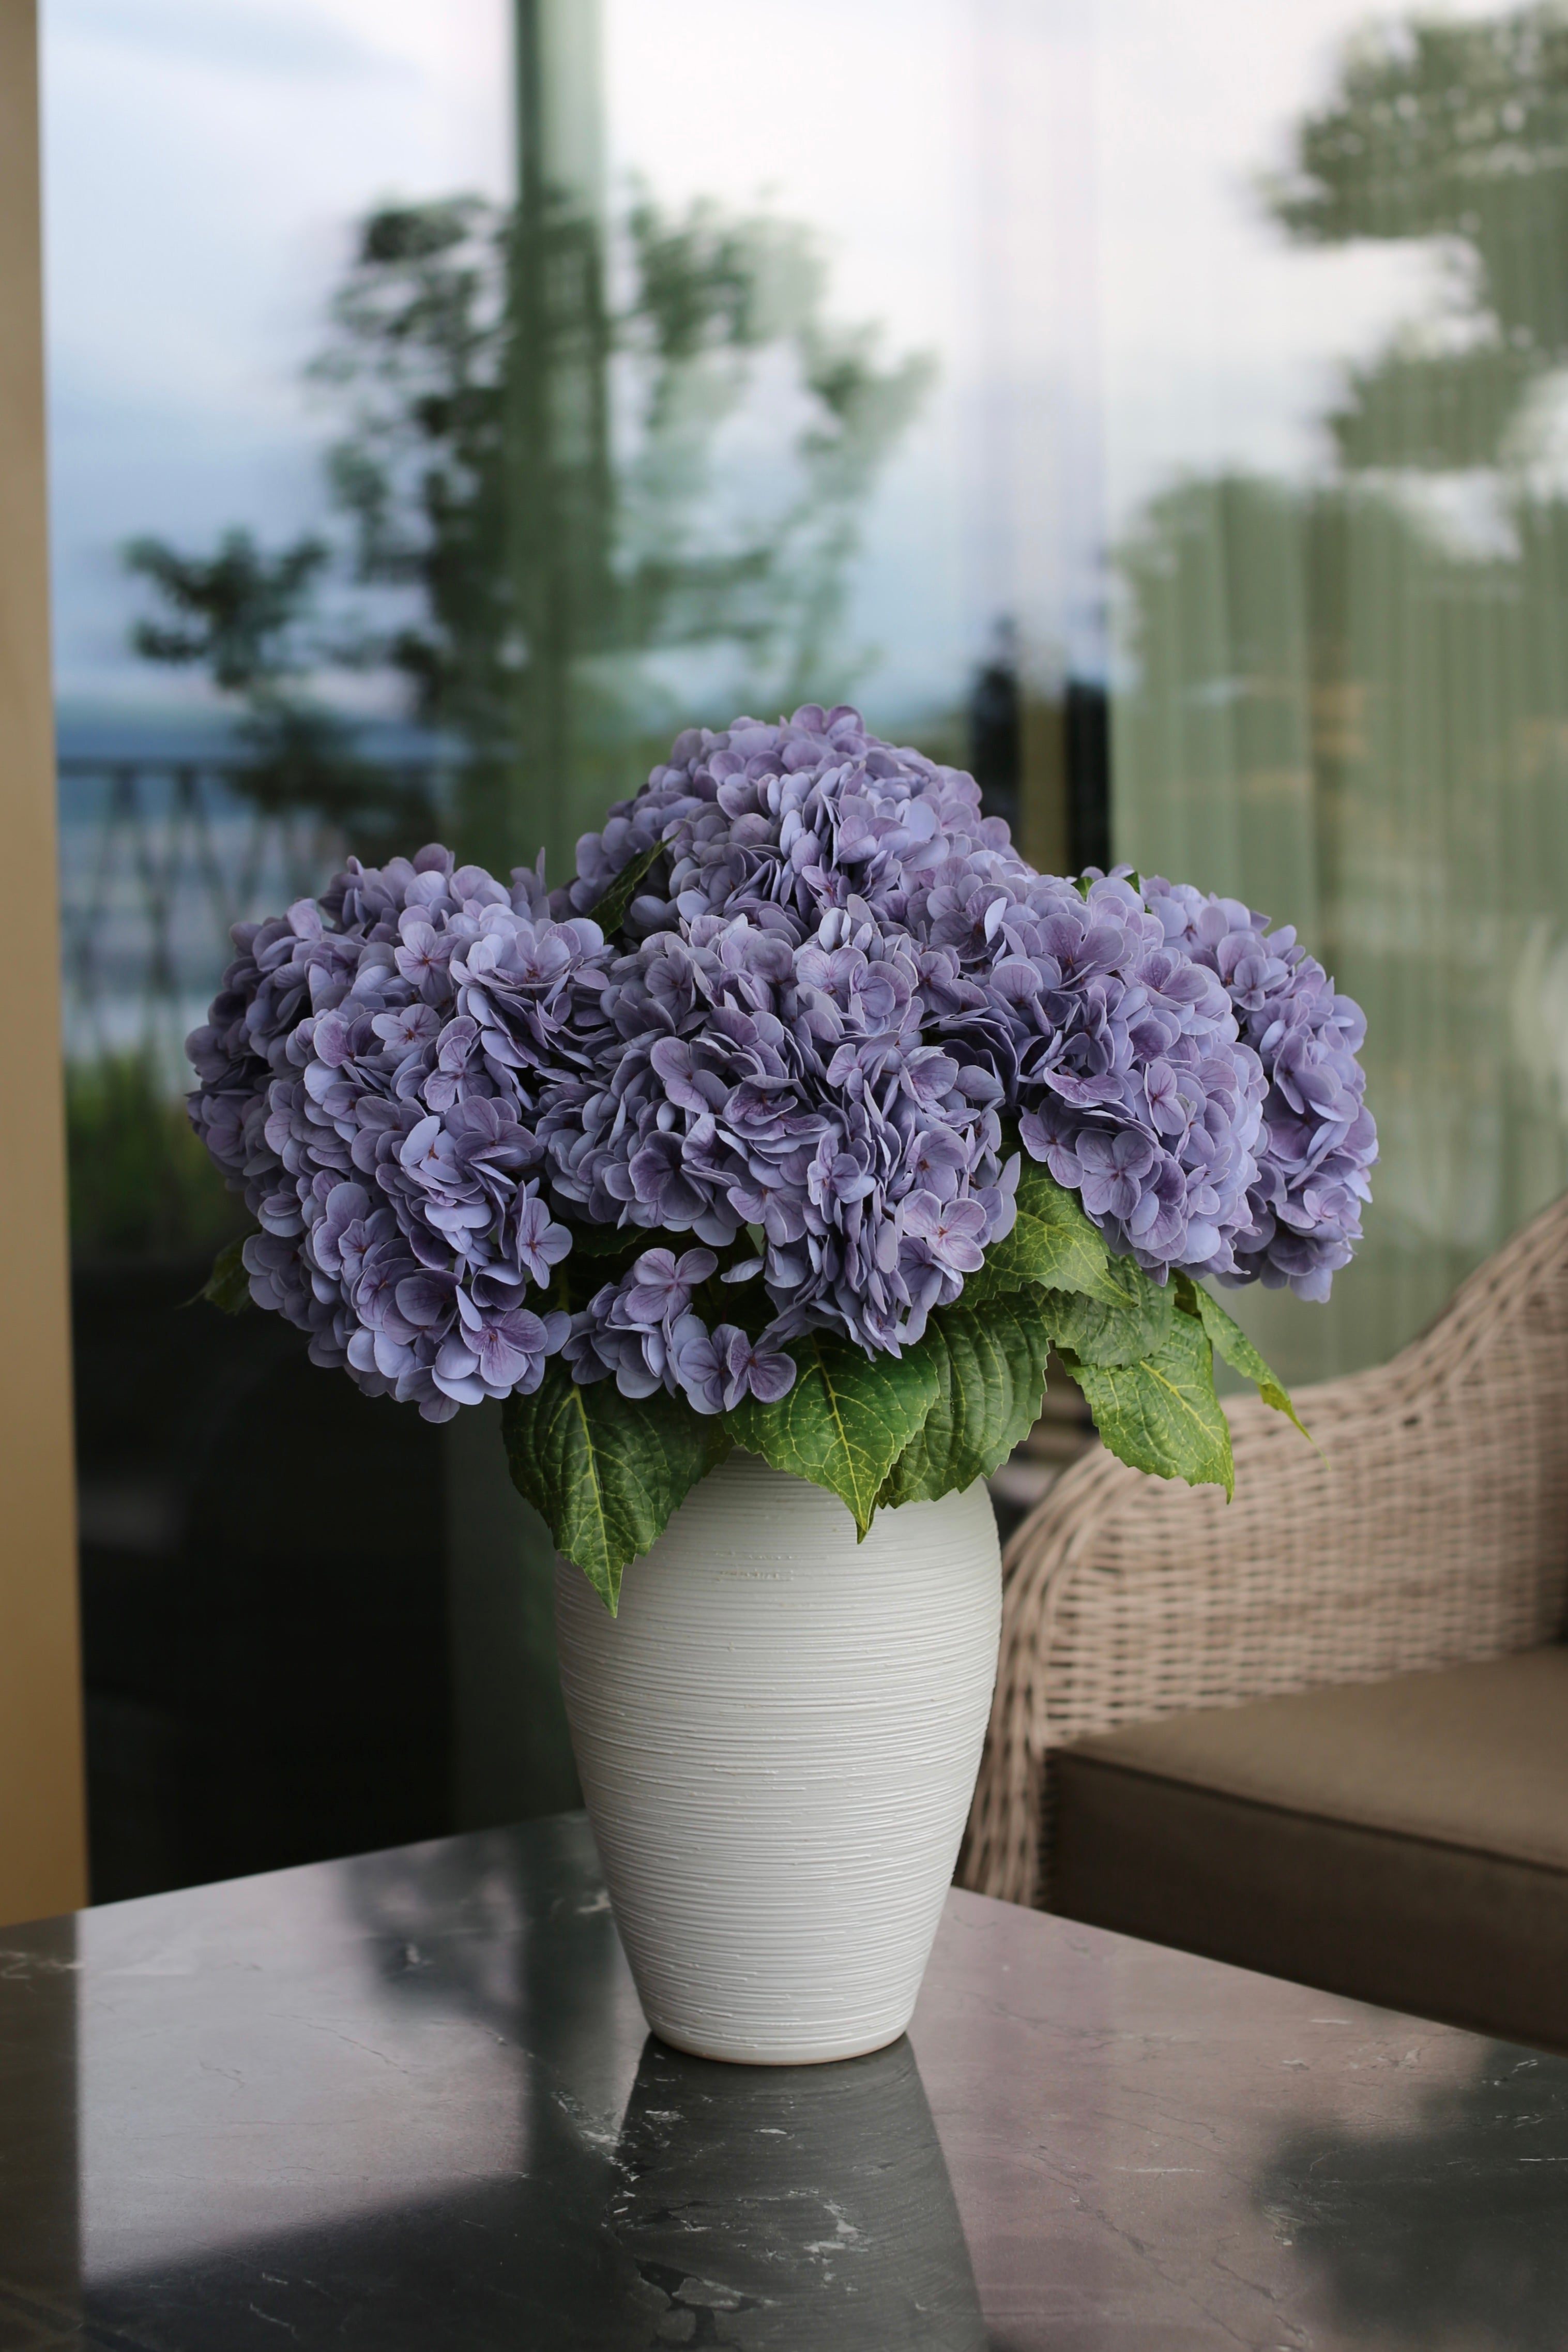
[1,1812,1565,2350]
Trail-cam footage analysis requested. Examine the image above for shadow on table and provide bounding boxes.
[337,1829,987,2345]
[607,2033,986,2350]
[79,2034,987,2350]
[69,1825,986,2349]
[1256,2040,1568,2351]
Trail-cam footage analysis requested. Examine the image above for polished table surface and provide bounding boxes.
[1,1813,1565,2350]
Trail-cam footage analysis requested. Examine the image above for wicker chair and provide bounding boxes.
[958,1191,1568,1924]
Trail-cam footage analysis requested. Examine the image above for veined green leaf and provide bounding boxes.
[970,1154,1109,1301]
[194,1234,252,1315]
[724,1327,940,1537]
[588,839,665,936]
[1047,1252,1174,1366]
[503,1364,730,1613]
[878,1295,1054,1509]
[1176,1276,1315,1447]
[1062,1308,1234,1497]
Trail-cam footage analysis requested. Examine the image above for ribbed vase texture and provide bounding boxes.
[554,1451,1002,2063]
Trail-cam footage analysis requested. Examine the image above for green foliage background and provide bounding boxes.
[68,1056,247,1263]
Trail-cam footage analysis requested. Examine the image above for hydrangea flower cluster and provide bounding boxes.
[553,702,1374,1298]
[536,900,1020,1356]
[187,849,604,1421]
[188,702,1375,1423]
[1141,884,1376,1300]
[563,1246,798,1414]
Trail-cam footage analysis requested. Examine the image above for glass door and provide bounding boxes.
[46,0,1099,1892]
[50,0,1568,1895]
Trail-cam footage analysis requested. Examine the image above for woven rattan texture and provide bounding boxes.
[957,1192,1568,1909]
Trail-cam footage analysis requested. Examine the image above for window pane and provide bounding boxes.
[47,0,1101,1891]
[44,0,515,1896]
[55,0,1558,1889]
[1101,0,1568,1382]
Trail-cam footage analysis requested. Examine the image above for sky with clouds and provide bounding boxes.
[41,0,1490,731]
[42,0,512,717]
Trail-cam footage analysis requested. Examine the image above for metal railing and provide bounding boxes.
[57,756,439,1086]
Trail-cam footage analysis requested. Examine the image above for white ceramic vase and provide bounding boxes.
[554,1449,1002,2065]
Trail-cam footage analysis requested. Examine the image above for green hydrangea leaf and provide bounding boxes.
[724,1327,940,1537]
[878,1294,1055,1509]
[1175,1276,1315,1447]
[587,839,665,936]
[1047,1251,1174,1366]
[196,1234,252,1315]
[558,1219,644,1262]
[502,1363,730,1613]
[971,1154,1109,1301]
[1062,1308,1234,1497]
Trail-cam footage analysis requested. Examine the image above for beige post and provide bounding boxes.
[0,0,89,1921]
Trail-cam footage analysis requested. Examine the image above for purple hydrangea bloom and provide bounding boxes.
[188,707,1373,1424]
[561,1249,793,1416]
[536,899,1020,1355]
[1140,882,1377,1299]
[553,705,1360,1292]
[716,1324,798,1410]
[188,846,601,1419]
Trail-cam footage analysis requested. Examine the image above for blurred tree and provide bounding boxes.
[313,189,931,871]
[124,529,330,692]
[121,527,437,856]
[1113,1,1568,1388]
[127,186,931,880]
[1269,5,1568,467]
[312,200,518,773]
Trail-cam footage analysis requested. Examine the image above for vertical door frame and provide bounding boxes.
[0,0,88,1922]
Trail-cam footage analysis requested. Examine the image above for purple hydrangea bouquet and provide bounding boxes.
[189,703,1375,1610]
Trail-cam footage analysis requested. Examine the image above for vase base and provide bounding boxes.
[646,2017,914,2068]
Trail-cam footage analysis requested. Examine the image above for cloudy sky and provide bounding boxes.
[42,0,512,716]
[42,0,1490,730]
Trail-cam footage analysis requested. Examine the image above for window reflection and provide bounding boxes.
[63,0,1092,1172]
[1107,0,1568,1383]
[50,0,1568,1889]
[45,0,515,1899]
[71,1825,984,2351]
[49,0,1095,1893]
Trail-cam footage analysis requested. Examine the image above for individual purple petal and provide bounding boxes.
[513,1190,573,1286]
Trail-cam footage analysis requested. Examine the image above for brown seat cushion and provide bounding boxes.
[1052,1646,1568,2050]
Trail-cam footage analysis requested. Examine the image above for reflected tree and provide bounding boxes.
[315,188,931,872]
[122,526,437,860]
[1272,5,1568,468]
[127,184,932,881]
[126,529,329,694]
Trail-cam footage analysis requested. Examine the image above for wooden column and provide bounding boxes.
[0,0,88,1922]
